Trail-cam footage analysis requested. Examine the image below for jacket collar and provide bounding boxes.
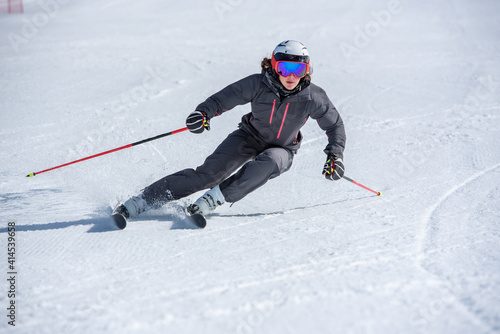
[262,69,311,102]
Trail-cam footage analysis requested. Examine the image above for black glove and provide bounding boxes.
[322,154,345,180]
[186,111,210,134]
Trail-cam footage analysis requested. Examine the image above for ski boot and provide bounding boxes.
[112,193,149,229]
[186,185,226,228]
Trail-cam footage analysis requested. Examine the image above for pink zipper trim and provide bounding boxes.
[269,99,276,124]
[277,103,289,139]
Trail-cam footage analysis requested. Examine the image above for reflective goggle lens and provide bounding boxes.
[276,61,308,78]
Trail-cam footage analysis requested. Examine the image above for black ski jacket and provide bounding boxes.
[196,72,346,158]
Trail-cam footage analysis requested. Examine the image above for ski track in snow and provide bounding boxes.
[415,163,500,333]
[417,162,500,261]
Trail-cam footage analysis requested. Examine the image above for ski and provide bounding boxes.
[186,203,207,228]
[112,204,129,230]
[112,213,127,230]
[186,213,207,229]
[111,203,206,230]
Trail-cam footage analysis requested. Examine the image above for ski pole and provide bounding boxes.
[26,127,189,178]
[343,176,382,196]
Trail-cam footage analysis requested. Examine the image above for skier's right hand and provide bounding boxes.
[186,111,211,134]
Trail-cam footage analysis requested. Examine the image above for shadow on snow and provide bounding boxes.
[0,194,378,233]
[0,212,199,234]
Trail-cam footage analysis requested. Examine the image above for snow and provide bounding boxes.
[1,0,500,333]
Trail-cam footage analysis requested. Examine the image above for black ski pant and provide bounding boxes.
[142,128,294,204]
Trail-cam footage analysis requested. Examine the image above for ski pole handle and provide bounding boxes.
[27,127,189,178]
[343,176,382,196]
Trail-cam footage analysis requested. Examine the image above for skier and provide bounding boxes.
[113,40,346,228]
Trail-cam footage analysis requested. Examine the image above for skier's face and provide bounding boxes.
[279,73,300,90]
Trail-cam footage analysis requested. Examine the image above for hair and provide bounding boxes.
[261,57,312,82]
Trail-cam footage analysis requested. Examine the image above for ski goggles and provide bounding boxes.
[274,61,309,79]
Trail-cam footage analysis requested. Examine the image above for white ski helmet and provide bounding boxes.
[271,40,310,65]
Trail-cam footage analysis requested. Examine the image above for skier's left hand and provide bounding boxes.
[322,154,344,181]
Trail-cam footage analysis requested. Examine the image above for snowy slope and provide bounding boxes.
[1,0,500,333]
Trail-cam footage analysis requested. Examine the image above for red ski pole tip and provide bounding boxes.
[377,192,382,196]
